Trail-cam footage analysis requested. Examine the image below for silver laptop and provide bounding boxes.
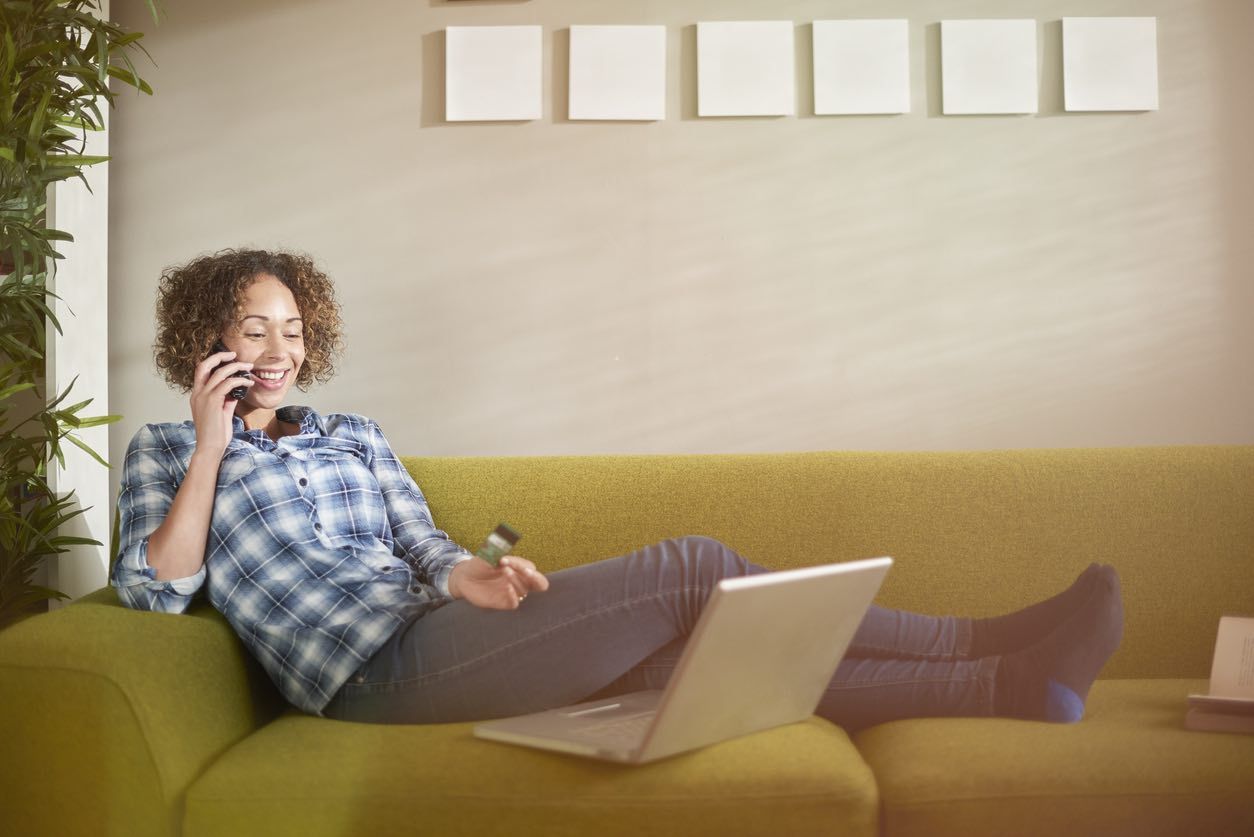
[473,555,892,764]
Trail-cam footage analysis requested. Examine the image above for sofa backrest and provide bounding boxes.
[401,446,1254,680]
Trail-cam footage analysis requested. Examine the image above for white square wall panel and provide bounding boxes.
[446,26,542,121]
[1063,17,1159,111]
[697,21,795,117]
[813,19,910,115]
[941,19,1038,115]
[569,25,666,121]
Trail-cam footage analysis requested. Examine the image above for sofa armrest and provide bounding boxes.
[0,589,285,837]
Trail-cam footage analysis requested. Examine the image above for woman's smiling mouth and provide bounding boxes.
[251,369,290,389]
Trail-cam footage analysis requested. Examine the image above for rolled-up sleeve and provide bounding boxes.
[363,420,474,597]
[109,424,206,613]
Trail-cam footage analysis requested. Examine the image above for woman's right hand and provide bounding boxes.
[448,555,549,610]
[190,347,254,459]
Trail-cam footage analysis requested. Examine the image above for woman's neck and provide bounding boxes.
[236,406,290,442]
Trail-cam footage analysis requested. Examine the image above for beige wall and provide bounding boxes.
[108,0,1253,500]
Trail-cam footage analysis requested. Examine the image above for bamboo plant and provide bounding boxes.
[0,0,156,628]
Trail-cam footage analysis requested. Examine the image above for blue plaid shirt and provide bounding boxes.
[110,406,475,716]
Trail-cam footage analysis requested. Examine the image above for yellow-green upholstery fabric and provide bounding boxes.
[4,445,1253,837]
[183,712,876,837]
[0,592,284,837]
[856,678,1254,837]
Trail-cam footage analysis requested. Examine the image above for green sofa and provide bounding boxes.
[3,446,1253,837]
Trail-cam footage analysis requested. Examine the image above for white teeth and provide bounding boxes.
[257,370,286,381]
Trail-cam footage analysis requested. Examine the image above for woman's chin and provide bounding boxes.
[240,389,287,410]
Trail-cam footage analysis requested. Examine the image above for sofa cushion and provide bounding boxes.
[854,678,1254,837]
[184,713,878,837]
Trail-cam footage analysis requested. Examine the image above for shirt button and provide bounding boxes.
[314,522,322,531]
[299,478,307,487]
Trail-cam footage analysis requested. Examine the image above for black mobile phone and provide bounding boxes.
[211,340,251,400]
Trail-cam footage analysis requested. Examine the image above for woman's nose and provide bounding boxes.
[264,332,286,358]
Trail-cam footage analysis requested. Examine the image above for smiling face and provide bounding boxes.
[222,274,306,411]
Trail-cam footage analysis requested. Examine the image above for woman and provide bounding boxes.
[112,249,1124,731]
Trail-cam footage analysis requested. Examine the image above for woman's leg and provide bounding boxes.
[816,565,1120,728]
[592,566,1121,731]
[322,535,1118,729]
[325,534,978,725]
[322,536,765,724]
[846,605,972,661]
[847,562,1103,661]
[589,639,999,733]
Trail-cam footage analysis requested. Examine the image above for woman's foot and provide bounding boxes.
[967,562,1103,658]
[993,565,1123,722]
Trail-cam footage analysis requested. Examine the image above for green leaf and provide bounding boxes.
[63,433,109,468]
[109,32,144,50]
[0,382,36,401]
[45,154,109,167]
[49,535,105,548]
[44,375,80,411]
[105,65,148,93]
[69,413,121,429]
[58,398,94,415]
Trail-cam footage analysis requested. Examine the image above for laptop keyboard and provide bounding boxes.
[573,712,655,746]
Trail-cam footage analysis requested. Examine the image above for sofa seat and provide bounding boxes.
[183,711,879,837]
[854,678,1254,837]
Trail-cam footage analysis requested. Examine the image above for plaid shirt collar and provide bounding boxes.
[229,405,326,450]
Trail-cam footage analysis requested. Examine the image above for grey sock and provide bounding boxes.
[968,562,1102,658]
[994,566,1123,722]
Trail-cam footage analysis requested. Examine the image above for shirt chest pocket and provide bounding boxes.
[302,438,374,485]
[301,439,388,535]
[216,449,257,488]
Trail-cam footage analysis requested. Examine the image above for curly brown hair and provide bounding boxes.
[152,249,344,392]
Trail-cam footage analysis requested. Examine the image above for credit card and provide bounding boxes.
[476,523,521,567]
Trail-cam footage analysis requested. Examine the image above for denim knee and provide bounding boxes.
[668,535,751,575]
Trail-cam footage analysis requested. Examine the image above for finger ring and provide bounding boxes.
[518,594,527,602]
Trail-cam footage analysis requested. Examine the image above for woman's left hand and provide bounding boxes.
[448,555,549,610]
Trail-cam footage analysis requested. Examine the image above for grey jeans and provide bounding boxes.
[320,536,997,731]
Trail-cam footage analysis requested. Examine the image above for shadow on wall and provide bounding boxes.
[1208,0,1254,414]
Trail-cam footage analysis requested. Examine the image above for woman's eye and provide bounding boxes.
[245,333,265,338]
[284,334,301,340]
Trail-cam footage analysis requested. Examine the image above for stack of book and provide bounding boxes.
[1185,615,1254,734]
